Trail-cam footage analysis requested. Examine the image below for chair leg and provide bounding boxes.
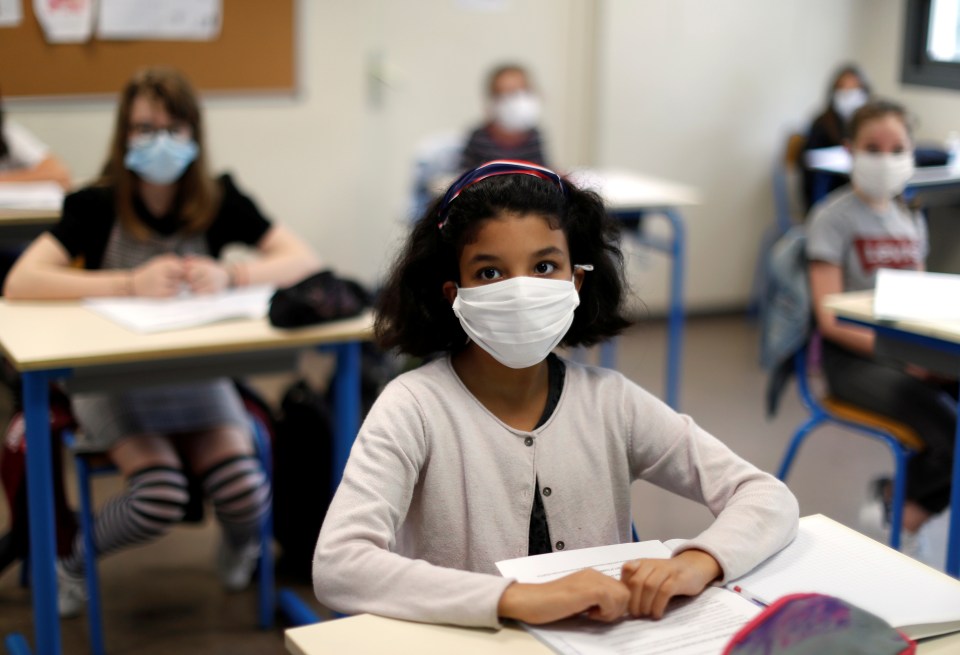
[74,446,107,655]
[250,416,275,630]
[888,447,912,551]
[777,415,826,481]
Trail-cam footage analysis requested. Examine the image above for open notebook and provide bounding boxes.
[495,515,960,655]
[84,285,275,333]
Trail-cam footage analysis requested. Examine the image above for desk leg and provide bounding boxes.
[22,371,60,655]
[663,208,685,410]
[948,395,960,577]
[331,342,362,493]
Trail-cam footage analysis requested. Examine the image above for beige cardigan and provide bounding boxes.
[314,357,798,628]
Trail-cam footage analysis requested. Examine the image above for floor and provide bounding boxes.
[0,314,941,654]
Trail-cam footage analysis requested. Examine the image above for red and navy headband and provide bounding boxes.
[437,159,566,229]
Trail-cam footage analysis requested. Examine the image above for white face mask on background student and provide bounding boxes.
[833,88,868,122]
[493,91,542,133]
[851,151,915,201]
[452,275,579,369]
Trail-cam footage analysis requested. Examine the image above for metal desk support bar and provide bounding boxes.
[608,207,685,410]
[23,368,70,655]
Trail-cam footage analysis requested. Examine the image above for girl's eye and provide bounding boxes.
[535,261,557,275]
[478,268,501,281]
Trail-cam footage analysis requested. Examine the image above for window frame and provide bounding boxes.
[902,0,960,91]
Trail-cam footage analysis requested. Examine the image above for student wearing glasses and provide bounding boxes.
[4,67,319,617]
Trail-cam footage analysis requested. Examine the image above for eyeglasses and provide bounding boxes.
[128,122,191,140]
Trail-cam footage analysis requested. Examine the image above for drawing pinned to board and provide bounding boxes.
[97,0,221,41]
[33,0,95,43]
[0,0,23,27]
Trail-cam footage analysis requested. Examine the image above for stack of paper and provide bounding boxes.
[84,285,274,333]
[0,181,64,210]
[496,541,760,655]
[873,268,960,321]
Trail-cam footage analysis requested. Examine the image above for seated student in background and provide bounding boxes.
[0,87,71,189]
[807,100,956,556]
[800,64,871,211]
[4,66,319,617]
[314,160,798,628]
[459,64,549,170]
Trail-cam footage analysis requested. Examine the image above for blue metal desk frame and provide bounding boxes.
[835,314,960,578]
[4,340,363,655]
[605,207,686,410]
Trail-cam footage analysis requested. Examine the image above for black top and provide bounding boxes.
[49,173,272,270]
[801,111,849,212]
[460,125,547,171]
[528,354,565,556]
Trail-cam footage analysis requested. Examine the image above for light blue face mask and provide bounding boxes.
[124,132,199,185]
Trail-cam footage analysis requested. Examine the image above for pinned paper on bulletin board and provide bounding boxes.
[32,0,95,43]
[97,0,221,41]
[0,0,23,27]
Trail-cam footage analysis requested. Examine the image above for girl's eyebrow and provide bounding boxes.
[466,253,502,265]
[467,246,565,265]
[533,246,565,258]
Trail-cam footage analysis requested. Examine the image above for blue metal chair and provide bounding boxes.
[749,133,806,317]
[65,414,275,655]
[776,343,924,551]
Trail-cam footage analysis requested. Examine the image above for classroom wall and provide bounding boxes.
[5,0,595,288]
[11,0,930,313]
[595,0,866,313]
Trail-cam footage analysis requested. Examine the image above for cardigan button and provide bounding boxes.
[555,541,565,550]
[542,487,552,497]
[524,436,534,447]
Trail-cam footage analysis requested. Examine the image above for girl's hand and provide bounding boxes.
[131,254,185,297]
[183,255,230,295]
[498,569,630,624]
[621,549,721,620]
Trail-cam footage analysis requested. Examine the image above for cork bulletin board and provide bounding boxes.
[0,0,295,98]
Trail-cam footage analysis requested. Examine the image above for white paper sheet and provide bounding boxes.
[33,0,95,43]
[496,541,759,655]
[873,268,960,321]
[97,0,220,40]
[0,0,23,27]
[497,541,673,583]
[522,589,759,655]
[727,514,960,639]
[0,181,64,210]
[84,285,274,334]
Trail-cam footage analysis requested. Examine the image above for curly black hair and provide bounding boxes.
[375,173,632,357]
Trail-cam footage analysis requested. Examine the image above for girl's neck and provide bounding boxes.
[853,187,891,213]
[138,180,177,217]
[451,345,550,432]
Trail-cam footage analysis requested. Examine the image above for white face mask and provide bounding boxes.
[493,91,541,133]
[851,151,915,201]
[452,276,579,369]
[832,88,868,122]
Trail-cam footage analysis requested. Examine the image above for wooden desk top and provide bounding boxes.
[285,612,960,655]
[567,168,700,209]
[0,300,374,372]
[824,291,960,345]
[0,207,60,225]
[286,615,551,655]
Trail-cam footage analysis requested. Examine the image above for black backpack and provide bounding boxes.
[271,380,334,582]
